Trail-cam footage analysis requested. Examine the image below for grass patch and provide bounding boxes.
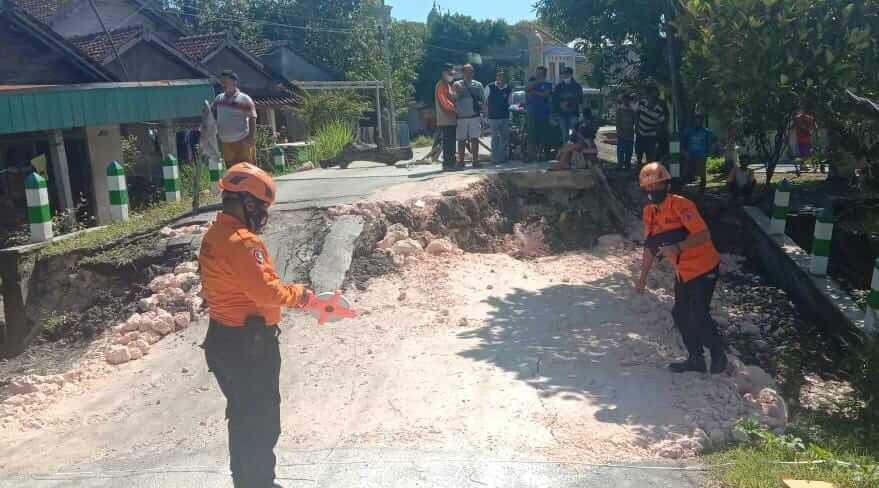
[412,135,433,148]
[38,199,201,258]
[708,417,879,487]
[296,120,354,165]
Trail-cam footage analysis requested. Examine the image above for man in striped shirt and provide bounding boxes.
[635,85,667,166]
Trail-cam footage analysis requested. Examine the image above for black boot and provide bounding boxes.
[668,355,707,373]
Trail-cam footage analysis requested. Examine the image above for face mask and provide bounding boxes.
[444,74,453,82]
[242,196,270,234]
[646,188,669,204]
[562,77,571,83]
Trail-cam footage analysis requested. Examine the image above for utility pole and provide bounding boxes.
[379,0,397,147]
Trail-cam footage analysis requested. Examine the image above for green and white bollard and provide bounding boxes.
[209,158,224,194]
[107,160,129,222]
[866,258,879,332]
[272,146,285,173]
[668,135,682,180]
[809,207,833,276]
[770,179,792,235]
[162,154,180,202]
[25,172,52,243]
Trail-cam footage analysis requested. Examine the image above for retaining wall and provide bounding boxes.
[742,206,865,346]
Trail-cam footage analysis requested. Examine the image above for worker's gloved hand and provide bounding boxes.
[295,289,318,309]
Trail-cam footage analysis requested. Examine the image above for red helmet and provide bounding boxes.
[219,163,277,205]
[639,162,672,188]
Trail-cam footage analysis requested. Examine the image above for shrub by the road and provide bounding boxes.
[298,120,354,165]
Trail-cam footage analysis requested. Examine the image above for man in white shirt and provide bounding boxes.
[213,70,258,165]
[453,64,485,167]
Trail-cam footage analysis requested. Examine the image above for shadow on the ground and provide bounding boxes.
[457,271,686,446]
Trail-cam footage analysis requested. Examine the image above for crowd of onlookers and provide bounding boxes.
[434,63,602,171]
[433,63,833,203]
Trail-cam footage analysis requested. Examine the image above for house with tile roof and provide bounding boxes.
[243,39,342,83]
[0,0,212,233]
[69,25,213,82]
[13,0,185,41]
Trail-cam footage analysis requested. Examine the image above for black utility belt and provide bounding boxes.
[209,318,278,332]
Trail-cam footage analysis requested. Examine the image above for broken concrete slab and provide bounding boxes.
[310,215,365,293]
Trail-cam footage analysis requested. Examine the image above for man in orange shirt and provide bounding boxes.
[635,163,728,374]
[435,63,458,171]
[199,162,315,488]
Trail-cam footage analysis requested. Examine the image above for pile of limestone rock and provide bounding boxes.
[376,223,460,266]
[103,260,205,365]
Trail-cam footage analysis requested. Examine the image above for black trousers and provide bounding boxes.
[672,266,724,358]
[635,135,657,164]
[440,125,457,168]
[204,321,282,488]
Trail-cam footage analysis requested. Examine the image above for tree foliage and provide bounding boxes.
[167,0,425,114]
[681,0,879,182]
[534,0,681,89]
[414,13,512,103]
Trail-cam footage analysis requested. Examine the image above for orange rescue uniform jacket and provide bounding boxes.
[199,213,305,326]
[643,194,721,283]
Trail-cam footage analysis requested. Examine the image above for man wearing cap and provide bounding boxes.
[213,70,258,164]
[552,66,583,143]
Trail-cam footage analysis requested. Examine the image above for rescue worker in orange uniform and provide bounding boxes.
[199,162,315,488]
[635,162,728,374]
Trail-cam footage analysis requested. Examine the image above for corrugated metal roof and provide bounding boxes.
[0,79,214,134]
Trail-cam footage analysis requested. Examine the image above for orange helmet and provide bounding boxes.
[639,162,672,188]
[219,163,277,205]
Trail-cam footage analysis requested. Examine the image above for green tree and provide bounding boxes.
[681,0,879,183]
[535,1,683,90]
[414,13,512,103]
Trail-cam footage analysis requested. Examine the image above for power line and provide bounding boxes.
[173,10,355,34]
[173,5,360,30]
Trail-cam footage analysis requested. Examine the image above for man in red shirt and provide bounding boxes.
[635,162,728,374]
[794,108,818,160]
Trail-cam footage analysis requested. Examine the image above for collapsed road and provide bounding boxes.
[0,150,792,487]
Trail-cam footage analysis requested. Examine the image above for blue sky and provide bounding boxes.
[388,0,537,24]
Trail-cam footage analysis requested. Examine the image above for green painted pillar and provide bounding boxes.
[668,134,682,179]
[25,172,52,243]
[770,179,792,235]
[162,154,180,202]
[209,157,224,194]
[809,207,833,276]
[107,161,129,222]
[272,146,286,173]
[866,258,879,332]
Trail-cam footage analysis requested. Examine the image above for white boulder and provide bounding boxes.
[378,223,410,250]
[426,238,457,256]
[148,274,179,293]
[391,238,424,257]
[735,365,776,395]
[174,312,191,331]
[131,339,150,356]
[105,346,132,365]
[128,346,144,361]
